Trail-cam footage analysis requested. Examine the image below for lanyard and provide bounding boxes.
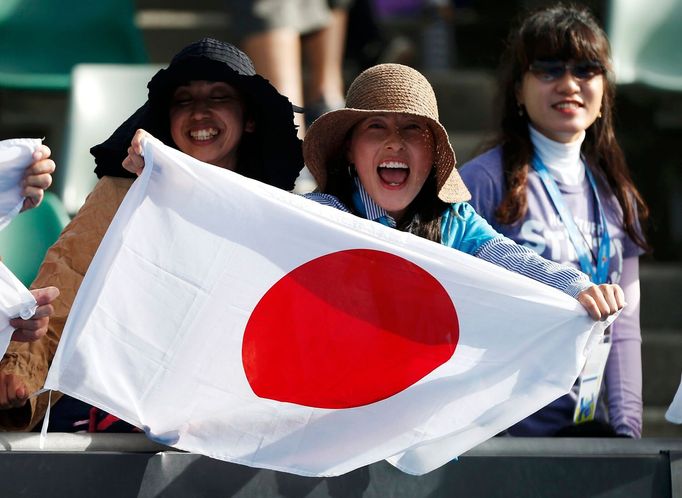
[532,156,611,284]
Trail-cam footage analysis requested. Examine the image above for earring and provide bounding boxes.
[347,162,356,177]
[517,103,524,117]
[598,111,603,118]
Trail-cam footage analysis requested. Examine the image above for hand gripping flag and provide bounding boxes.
[44,139,613,476]
[0,138,41,230]
[0,262,37,356]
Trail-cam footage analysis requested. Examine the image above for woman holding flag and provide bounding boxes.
[301,62,623,320]
[0,38,304,431]
[459,4,649,438]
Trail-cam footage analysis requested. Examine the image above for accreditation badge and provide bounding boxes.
[573,341,612,424]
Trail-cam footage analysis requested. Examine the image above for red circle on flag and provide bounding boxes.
[242,249,459,409]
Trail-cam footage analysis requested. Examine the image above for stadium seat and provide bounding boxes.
[607,0,682,91]
[0,192,70,287]
[0,0,148,91]
[56,63,164,215]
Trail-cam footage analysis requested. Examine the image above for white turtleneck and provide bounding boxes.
[529,125,586,186]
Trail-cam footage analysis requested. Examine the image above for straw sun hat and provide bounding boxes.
[303,63,470,203]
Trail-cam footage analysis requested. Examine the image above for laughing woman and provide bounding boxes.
[459,5,650,438]
[303,62,624,320]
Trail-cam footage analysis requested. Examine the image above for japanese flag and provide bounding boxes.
[44,139,610,476]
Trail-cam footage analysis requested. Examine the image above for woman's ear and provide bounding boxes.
[245,116,256,133]
[344,138,353,164]
[515,82,523,107]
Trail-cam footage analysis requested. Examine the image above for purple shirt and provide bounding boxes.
[460,146,643,437]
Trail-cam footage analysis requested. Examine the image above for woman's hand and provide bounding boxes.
[9,286,60,342]
[0,372,29,409]
[121,129,151,176]
[21,144,55,212]
[577,283,625,320]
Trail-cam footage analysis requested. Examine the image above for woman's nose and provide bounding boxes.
[556,72,581,93]
[384,128,405,149]
[190,99,211,118]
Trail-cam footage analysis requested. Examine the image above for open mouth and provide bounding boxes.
[190,128,219,141]
[377,161,409,187]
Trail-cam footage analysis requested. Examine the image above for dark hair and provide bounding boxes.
[324,132,447,242]
[491,3,650,251]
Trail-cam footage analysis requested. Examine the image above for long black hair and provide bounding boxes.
[491,4,650,251]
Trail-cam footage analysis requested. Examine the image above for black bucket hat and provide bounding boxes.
[91,38,303,191]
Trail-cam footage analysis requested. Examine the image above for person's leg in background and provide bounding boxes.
[230,0,331,137]
[229,0,350,192]
[302,0,352,126]
[243,27,305,133]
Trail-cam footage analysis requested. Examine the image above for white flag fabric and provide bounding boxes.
[45,139,612,477]
[0,138,40,230]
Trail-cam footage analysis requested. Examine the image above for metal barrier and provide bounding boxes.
[0,434,680,497]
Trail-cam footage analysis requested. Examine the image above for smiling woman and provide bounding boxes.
[459,4,651,439]
[114,37,302,186]
[168,81,254,171]
[517,57,605,144]
[0,38,304,433]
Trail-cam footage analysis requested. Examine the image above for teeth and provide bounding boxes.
[379,161,408,169]
[378,161,409,187]
[555,102,579,110]
[190,128,219,140]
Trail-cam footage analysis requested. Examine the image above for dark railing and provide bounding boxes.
[1,434,680,497]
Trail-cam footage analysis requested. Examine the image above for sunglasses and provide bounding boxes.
[528,60,605,82]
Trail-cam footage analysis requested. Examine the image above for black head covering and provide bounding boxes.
[91,38,303,190]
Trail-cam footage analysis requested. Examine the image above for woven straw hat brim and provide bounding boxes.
[304,107,471,204]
